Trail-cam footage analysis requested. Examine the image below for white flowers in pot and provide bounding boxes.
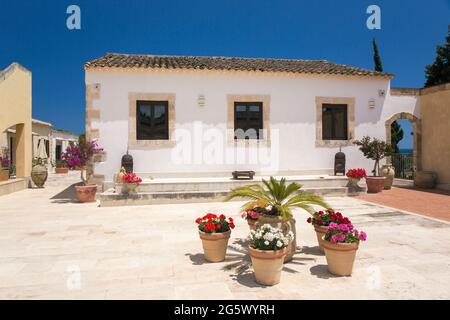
[247,224,294,286]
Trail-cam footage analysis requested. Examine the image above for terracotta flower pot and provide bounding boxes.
[365,176,386,193]
[75,184,97,203]
[313,225,328,253]
[55,167,69,174]
[247,219,257,230]
[322,238,359,276]
[121,183,138,195]
[256,214,296,263]
[198,230,231,262]
[0,169,9,182]
[248,246,287,286]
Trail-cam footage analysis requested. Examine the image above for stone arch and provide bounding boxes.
[385,112,421,172]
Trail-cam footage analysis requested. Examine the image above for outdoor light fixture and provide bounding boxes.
[197,94,205,107]
[378,89,386,97]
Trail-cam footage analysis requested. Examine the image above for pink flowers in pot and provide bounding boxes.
[324,222,367,244]
[346,168,367,180]
[241,208,261,221]
[121,172,142,184]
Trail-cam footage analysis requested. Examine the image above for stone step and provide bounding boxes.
[118,176,350,193]
[98,186,364,207]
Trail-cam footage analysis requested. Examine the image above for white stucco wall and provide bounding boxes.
[86,69,419,182]
[50,130,78,162]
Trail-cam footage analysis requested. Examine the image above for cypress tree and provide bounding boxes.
[391,121,404,154]
[372,38,383,72]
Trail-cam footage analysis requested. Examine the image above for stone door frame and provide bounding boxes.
[385,112,421,172]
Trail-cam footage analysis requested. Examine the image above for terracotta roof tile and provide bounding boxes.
[85,53,393,78]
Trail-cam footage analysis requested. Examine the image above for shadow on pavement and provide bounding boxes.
[309,264,340,279]
[50,183,80,204]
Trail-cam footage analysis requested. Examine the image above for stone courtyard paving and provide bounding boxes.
[0,172,449,299]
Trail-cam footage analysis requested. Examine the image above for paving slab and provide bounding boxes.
[0,172,449,299]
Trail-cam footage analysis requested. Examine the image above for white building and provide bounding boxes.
[50,129,79,163]
[1,120,79,172]
[84,53,420,187]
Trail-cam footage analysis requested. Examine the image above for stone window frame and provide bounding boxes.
[315,96,355,147]
[227,95,270,147]
[128,92,176,149]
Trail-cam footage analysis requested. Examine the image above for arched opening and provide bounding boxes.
[385,113,421,180]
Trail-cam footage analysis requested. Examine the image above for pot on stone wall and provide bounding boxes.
[55,167,69,174]
[0,169,9,182]
[256,214,296,263]
[381,164,395,190]
[414,171,437,189]
[365,176,386,193]
[75,184,97,202]
[31,164,48,188]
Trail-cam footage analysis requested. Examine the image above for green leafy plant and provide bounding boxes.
[354,136,393,176]
[55,159,67,168]
[224,176,330,220]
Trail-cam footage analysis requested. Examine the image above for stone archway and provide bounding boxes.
[385,112,421,172]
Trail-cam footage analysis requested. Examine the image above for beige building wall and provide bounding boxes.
[0,63,32,178]
[420,83,450,189]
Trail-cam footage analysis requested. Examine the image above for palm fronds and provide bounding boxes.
[224,176,331,219]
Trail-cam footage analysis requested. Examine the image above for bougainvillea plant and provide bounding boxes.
[248,224,294,251]
[62,139,103,184]
[121,172,142,184]
[195,213,235,233]
[324,223,367,244]
[0,157,11,169]
[307,209,351,227]
[346,168,367,180]
[63,140,103,169]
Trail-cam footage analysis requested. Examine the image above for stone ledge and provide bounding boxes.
[0,178,28,197]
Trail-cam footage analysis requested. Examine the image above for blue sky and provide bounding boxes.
[0,0,448,148]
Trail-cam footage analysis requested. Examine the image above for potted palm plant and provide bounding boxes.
[64,138,103,203]
[224,176,330,262]
[354,136,393,193]
[248,224,294,286]
[195,213,235,262]
[322,223,367,276]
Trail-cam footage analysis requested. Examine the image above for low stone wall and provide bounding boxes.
[0,178,28,197]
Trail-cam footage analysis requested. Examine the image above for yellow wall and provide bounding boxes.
[0,63,32,177]
[420,84,450,189]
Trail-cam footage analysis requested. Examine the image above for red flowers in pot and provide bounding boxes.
[195,213,235,262]
[346,168,367,180]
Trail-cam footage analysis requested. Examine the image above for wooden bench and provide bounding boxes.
[232,171,255,180]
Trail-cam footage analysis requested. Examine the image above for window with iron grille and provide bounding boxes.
[322,104,348,140]
[234,102,263,140]
[136,100,169,140]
